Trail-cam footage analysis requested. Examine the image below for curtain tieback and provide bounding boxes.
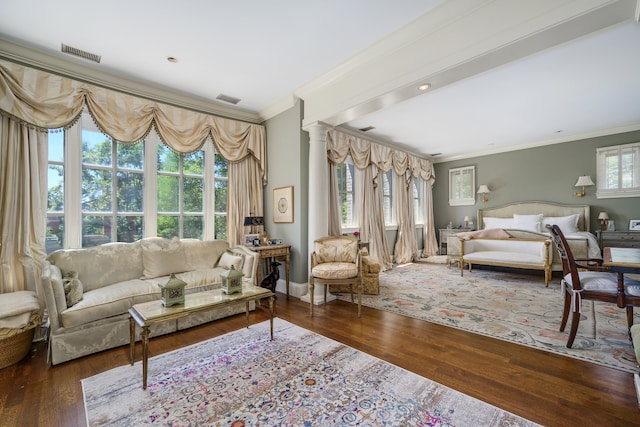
[561,279,583,313]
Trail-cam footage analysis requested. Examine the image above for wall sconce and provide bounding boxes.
[574,175,594,197]
[597,212,609,231]
[477,184,491,202]
[464,215,470,229]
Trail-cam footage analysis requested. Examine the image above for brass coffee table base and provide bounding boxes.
[129,285,274,390]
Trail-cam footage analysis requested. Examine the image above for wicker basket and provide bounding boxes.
[0,327,36,369]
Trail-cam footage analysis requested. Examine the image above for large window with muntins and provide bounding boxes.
[337,161,356,227]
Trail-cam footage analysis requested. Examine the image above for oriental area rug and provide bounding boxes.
[336,262,639,373]
[82,319,538,426]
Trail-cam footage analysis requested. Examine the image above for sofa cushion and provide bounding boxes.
[48,242,144,292]
[181,239,229,270]
[141,237,188,279]
[312,262,358,280]
[464,251,545,266]
[60,279,159,328]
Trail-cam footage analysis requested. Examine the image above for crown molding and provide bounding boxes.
[0,37,262,124]
[432,123,640,164]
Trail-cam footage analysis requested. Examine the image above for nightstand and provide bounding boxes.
[439,228,471,255]
[596,230,640,250]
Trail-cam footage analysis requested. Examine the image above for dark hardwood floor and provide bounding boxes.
[1,293,639,426]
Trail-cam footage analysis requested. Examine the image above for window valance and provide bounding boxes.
[0,59,266,182]
[326,130,435,182]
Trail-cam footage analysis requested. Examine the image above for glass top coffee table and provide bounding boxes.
[128,284,274,389]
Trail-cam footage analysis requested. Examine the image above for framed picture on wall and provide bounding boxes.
[629,220,640,231]
[273,186,294,223]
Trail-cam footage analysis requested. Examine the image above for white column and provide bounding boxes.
[300,122,336,305]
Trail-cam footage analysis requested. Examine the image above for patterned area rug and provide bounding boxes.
[82,319,539,426]
[336,263,638,373]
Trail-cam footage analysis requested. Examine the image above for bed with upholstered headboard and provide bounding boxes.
[447,201,601,272]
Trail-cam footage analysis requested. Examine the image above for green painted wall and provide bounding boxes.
[263,99,309,283]
[433,130,640,233]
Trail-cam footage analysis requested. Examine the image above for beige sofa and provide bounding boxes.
[41,237,259,365]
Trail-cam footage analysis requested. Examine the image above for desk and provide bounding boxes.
[251,244,291,298]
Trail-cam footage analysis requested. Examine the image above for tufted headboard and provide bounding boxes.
[478,201,590,232]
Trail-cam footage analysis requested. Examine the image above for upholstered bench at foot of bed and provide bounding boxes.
[460,238,552,287]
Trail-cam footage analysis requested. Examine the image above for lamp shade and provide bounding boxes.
[477,184,490,194]
[597,212,609,220]
[464,215,470,222]
[243,216,264,226]
[574,175,594,187]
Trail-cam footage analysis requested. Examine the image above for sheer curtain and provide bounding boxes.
[393,172,418,264]
[0,58,266,295]
[0,116,47,305]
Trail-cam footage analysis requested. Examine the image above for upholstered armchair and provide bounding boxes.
[309,236,362,317]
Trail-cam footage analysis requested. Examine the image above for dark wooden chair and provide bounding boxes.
[547,224,640,348]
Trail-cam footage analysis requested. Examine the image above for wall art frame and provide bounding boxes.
[273,186,294,223]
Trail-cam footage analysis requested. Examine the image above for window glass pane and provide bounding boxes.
[117,171,144,212]
[157,144,179,172]
[214,180,227,212]
[184,216,203,239]
[117,215,143,242]
[413,180,420,220]
[157,215,179,238]
[184,177,203,212]
[48,131,64,162]
[158,175,179,212]
[48,164,64,211]
[117,142,144,170]
[383,172,392,224]
[82,168,112,211]
[184,151,204,175]
[82,216,112,247]
[215,215,227,240]
[337,162,355,225]
[215,153,228,178]
[46,214,64,253]
[82,131,112,166]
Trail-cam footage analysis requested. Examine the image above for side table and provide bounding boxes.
[251,244,291,298]
[439,228,470,255]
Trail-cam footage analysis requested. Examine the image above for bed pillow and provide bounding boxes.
[542,214,580,234]
[482,217,514,230]
[513,214,543,232]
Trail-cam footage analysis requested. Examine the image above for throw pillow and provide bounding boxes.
[513,214,543,232]
[217,251,244,271]
[63,270,83,307]
[141,237,188,279]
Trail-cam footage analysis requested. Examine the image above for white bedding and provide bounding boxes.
[542,231,601,259]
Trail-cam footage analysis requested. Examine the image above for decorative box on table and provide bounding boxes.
[222,266,243,294]
[158,273,187,306]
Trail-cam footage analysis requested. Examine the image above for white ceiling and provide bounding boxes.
[1,0,639,161]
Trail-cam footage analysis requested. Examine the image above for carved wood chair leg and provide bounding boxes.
[566,311,581,348]
[627,306,635,329]
[309,276,314,316]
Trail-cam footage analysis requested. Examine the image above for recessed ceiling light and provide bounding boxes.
[167,56,178,63]
[418,83,431,91]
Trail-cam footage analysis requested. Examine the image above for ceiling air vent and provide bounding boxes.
[358,126,375,132]
[216,93,241,105]
[61,44,101,63]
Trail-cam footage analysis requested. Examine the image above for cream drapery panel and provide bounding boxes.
[228,156,264,247]
[393,172,418,264]
[328,162,342,236]
[0,116,47,303]
[327,130,436,268]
